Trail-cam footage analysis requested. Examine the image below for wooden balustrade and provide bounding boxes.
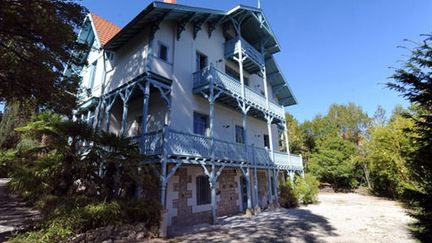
[130,128,303,171]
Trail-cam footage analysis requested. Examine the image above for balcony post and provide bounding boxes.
[160,125,168,209]
[300,154,305,178]
[273,168,279,204]
[139,81,150,150]
[252,144,260,212]
[96,99,105,130]
[283,122,291,156]
[105,106,112,132]
[120,102,129,136]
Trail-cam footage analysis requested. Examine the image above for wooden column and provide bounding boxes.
[252,144,260,211]
[140,81,150,150]
[120,102,129,136]
[105,107,112,132]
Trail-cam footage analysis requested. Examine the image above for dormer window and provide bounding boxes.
[158,43,168,62]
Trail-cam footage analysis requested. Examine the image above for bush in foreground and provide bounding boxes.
[294,174,319,205]
[279,174,319,207]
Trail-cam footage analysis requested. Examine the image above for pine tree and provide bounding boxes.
[388,34,432,241]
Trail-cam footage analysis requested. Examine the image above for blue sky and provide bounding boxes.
[81,0,431,122]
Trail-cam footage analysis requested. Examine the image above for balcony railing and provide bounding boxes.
[193,66,285,119]
[225,37,264,67]
[130,128,303,171]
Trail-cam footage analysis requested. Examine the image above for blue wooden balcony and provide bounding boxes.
[193,66,285,122]
[225,37,264,74]
[130,128,304,171]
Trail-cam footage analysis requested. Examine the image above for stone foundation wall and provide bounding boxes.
[170,167,212,229]
[257,170,269,208]
[217,168,240,216]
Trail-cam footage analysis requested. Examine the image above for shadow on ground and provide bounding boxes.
[171,207,338,242]
[0,179,40,242]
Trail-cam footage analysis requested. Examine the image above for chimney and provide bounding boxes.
[164,0,176,3]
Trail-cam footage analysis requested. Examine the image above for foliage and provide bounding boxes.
[0,0,88,116]
[0,99,35,150]
[279,179,298,208]
[293,174,319,204]
[279,174,319,207]
[308,136,361,190]
[7,112,161,242]
[283,113,304,154]
[387,34,432,241]
[326,103,371,144]
[365,111,415,199]
[10,198,161,243]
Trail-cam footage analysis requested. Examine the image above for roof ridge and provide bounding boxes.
[89,12,121,47]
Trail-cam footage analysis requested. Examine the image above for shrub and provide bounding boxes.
[293,174,319,205]
[119,199,161,225]
[279,179,299,208]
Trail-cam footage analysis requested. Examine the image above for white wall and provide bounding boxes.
[92,19,282,151]
[105,28,150,93]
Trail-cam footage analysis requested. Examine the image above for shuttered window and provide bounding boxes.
[196,175,211,205]
[235,125,245,144]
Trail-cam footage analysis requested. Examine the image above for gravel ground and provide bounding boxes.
[167,192,415,243]
[0,178,40,242]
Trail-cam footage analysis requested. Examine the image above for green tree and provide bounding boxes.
[283,113,304,154]
[388,35,432,241]
[0,0,87,116]
[308,136,360,189]
[326,103,371,144]
[365,110,415,198]
[0,99,34,149]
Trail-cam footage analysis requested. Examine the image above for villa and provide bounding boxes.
[71,0,304,236]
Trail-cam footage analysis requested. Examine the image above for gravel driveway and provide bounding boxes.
[168,192,415,243]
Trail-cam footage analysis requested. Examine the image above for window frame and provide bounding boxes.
[196,175,211,205]
[158,41,169,62]
[263,134,270,148]
[235,125,245,144]
[193,112,209,136]
[196,51,208,71]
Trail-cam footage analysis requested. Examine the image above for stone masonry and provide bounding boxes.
[217,169,240,216]
[170,167,212,230]
[257,170,269,208]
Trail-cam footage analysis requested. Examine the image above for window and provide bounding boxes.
[263,134,270,148]
[193,112,209,136]
[225,65,249,86]
[196,175,211,205]
[158,43,168,61]
[235,125,245,144]
[88,61,97,90]
[196,52,208,71]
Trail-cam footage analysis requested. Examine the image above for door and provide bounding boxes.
[240,176,248,210]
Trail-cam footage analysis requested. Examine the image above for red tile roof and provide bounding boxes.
[89,13,121,47]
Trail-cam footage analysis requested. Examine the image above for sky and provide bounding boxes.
[81,0,432,122]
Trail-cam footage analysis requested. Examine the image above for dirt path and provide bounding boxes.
[168,192,415,243]
[0,178,40,242]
